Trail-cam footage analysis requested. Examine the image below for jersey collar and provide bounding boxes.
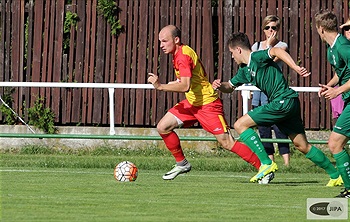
[330,33,340,48]
[247,52,252,67]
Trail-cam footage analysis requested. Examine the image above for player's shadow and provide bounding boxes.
[271,181,319,186]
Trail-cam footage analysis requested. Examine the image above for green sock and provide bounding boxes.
[334,150,350,189]
[305,146,339,179]
[239,128,272,165]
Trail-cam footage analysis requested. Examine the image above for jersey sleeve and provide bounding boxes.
[229,67,250,87]
[175,53,194,78]
[252,50,273,66]
[266,48,275,60]
[339,44,350,66]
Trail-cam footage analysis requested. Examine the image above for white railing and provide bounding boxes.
[236,85,321,114]
[0,82,321,135]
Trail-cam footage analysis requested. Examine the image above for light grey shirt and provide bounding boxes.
[251,41,288,70]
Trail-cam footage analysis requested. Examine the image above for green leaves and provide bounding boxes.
[97,0,123,36]
[64,11,79,34]
[63,11,79,52]
[26,98,57,134]
[0,91,16,125]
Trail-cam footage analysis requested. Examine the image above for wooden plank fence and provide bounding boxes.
[0,0,349,130]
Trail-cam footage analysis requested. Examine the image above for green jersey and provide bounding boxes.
[229,49,298,102]
[327,34,350,103]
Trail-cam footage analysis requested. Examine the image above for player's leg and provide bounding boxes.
[236,99,311,182]
[157,112,185,162]
[214,133,261,170]
[289,132,343,187]
[329,132,350,196]
[197,99,261,170]
[158,101,195,180]
[234,114,277,182]
[214,132,275,184]
[279,98,342,186]
[234,113,274,165]
[252,104,275,162]
[330,108,350,197]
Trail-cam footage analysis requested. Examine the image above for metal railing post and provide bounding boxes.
[108,88,115,135]
[241,90,251,115]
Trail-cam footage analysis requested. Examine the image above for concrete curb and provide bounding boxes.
[0,125,332,151]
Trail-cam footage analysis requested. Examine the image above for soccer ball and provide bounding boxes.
[114,161,138,182]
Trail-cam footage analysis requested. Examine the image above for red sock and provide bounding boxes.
[231,141,261,169]
[160,132,185,162]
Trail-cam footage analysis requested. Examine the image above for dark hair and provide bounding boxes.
[227,32,251,50]
[314,9,338,32]
[171,26,181,38]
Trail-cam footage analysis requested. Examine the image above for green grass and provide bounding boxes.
[1,146,349,221]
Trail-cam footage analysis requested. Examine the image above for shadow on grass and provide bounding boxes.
[272,181,320,186]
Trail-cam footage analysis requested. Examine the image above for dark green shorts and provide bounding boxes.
[248,97,305,136]
[333,102,350,137]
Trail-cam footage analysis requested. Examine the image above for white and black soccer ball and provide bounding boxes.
[114,161,138,182]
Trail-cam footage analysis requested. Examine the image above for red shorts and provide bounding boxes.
[168,98,228,135]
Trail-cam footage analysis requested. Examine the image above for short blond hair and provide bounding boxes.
[262,15,281,31]
[314,10,338,32]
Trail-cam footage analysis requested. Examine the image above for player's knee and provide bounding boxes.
[293,143,310,154]
[328,140,342,154]
[216,134,233,150]
[156,121,177,134]
[233,121,243,133]
[156,123,167,134]
[219,139,232,150]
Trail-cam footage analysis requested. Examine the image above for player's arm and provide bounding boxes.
[167,80,179,85]
[319,80,350,100]
[320,78,350,99]
[318,75,339,97]
[336,79,350,95]
[327,74,339,87]
[269,47,310,77]
[212,79,235,93]
[273,46,288,63]
[148,73,191,92]
[322,46,350,97]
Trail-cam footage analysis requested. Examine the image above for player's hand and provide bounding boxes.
[318,84,338,100]
[212,79,221,90]
[318,84,327,97]
[294,66,311,77]
[148,73,161,89]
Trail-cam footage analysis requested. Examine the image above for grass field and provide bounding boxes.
[1,145,349,221]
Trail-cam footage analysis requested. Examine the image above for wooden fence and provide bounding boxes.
[0,0,349,130]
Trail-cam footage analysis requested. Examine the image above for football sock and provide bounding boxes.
[177,159,189,167]
[334,150,350,189]
[305,146,339,179]
[231,141,261,169]
[160,131,185,162]
[239,128,272,165]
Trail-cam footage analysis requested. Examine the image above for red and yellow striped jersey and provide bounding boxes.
[172,45,218,106]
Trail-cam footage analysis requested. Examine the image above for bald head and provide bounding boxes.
[160,25,181,39]
[158,25,182,54]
